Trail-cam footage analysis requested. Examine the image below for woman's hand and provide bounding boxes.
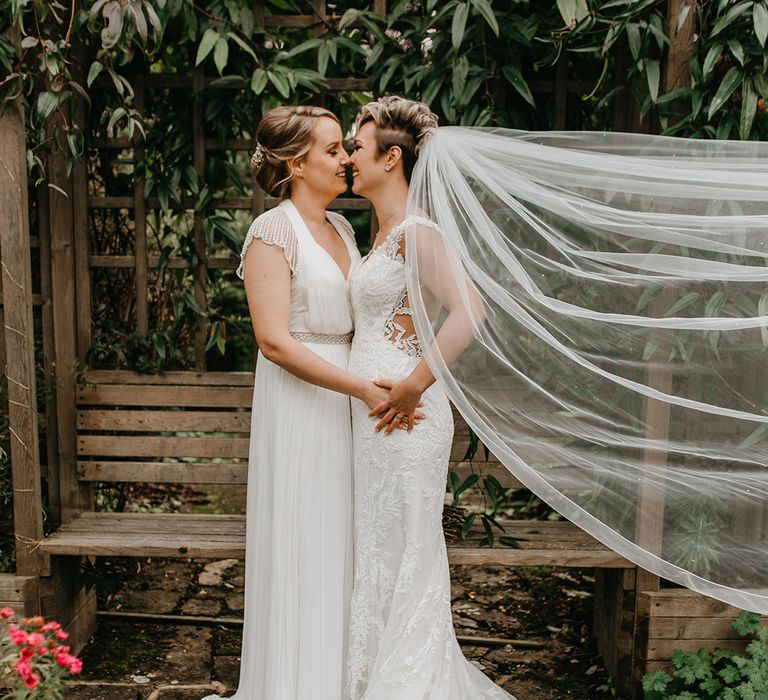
[370,377,426,434]
[360,381,424,432]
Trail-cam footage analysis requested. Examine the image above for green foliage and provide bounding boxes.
[642,611,768,699]
[3,1,768,373]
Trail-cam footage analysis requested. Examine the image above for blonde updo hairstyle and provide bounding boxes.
[354,96,438,183]
[252,105,340,198]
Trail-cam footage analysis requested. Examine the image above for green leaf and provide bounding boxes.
[704,291,727,317]
[740,78,758,139]
[452,2,469,51]
[250,68,268,94]
[196,28,219,67]
[712,1,754,36]
[36,91,58,121]
[502,64,535,107]
[754,2,768,46]
[703,43,723,77]
[646,59,660,102]
[87,61,104,88]
[728,38,745,65]
[759,289,768,345]
[708,66,743,120]
[626,24,641,61]
[213,36,229,75]
[665,292,700,317]
[318,42,330,76]
[106,106,126,134]
[557,0,589,25]
[226,32,258,61]
[676,1,692,32]
[472,0,499,36]
[268,70,290,98]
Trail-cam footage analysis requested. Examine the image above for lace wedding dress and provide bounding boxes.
[203,199,360,700]
[346,217,516,700]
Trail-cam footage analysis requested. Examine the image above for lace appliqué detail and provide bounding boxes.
[236,207,298,279]
[384,290,422,358]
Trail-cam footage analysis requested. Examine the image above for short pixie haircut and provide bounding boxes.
[354,96,438,183]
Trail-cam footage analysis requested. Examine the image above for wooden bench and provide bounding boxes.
[0,574,37,616]
[39,370,630,569]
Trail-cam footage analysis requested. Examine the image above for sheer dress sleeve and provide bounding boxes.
[236,207,298,279]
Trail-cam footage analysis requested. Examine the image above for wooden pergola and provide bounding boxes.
[1,2,764,697]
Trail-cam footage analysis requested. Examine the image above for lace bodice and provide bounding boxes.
[239,200,360,336]
[348,216,439,368]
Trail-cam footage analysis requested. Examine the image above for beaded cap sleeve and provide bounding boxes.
[236,207,298,279]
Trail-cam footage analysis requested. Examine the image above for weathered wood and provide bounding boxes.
[0,574,38,616]
[133,71,149,337]
[38,183,61,527]
[48,111,91,525]
[553,52,568,129]
[78,460,244,485]
[0,67,43,575]
[77,435,249,458]
[40,513,630,567]
[192,67,207,371]
[77,409,251,432]
[83,370,254,386]
[77,384,252,407]
[71,41,92,363]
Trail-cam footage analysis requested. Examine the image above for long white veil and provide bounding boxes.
[406,127,768,613]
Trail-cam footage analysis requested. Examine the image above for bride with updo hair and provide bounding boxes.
[203,104,419,700]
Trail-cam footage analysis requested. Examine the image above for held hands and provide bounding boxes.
[369,378,426,434]
[361,380,424,433]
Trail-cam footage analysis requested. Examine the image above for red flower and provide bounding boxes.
[0,607,14,619]
[23,672,40,689]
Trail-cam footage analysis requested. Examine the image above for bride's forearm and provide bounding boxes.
[406,307,477,394]
[260,337,369,400]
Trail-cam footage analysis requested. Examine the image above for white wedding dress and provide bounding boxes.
[346,217,516,700]
[204,199,360,700]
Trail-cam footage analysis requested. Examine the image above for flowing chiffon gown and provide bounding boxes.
[203,199,361,700]
[346,217,516,700]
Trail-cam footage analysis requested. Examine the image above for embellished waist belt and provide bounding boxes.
[290,331,353,345]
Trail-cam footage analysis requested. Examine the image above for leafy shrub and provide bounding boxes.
[642,611,768,699]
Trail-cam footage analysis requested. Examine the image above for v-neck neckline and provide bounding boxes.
[284,200,354,282]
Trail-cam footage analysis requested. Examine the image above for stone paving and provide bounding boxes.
[65,556,616,700]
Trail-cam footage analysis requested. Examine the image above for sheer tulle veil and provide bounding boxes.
[405,127,768,613]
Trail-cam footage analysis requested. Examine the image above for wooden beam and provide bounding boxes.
[192,67,208,371]
[47,113,91,524]
[0,56,43,575]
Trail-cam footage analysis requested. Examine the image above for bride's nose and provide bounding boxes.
[339,150,351,166]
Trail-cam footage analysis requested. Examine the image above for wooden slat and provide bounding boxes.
[77,461,246,484]
[639,589,751,618]
[86,195,370,211]
[40,513,630,567]
[646,638,748,660]
[77,409,250,432]
[77,435,249,458]
[90,255,239,270]
[77,384,252,407]
[82,370,254,386]
[648,616,747,640]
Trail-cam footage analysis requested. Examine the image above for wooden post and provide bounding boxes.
[72,41,92,364]
[47,114,91,524]
[133,71,149,337]
[629,4,696,694]
[0,52,43,580]
[192,67,208,371]
[553,52,568,130]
